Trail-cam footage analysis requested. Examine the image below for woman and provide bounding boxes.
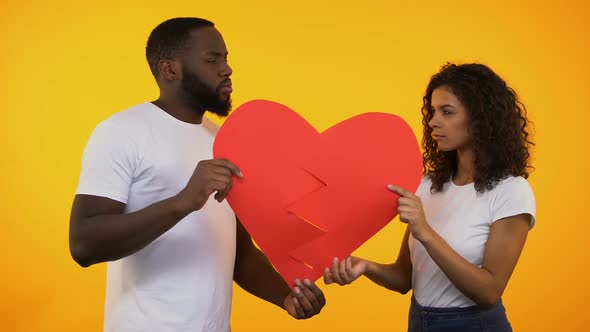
[325,63,535,332]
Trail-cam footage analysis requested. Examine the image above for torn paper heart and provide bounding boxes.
[213,100,422,285]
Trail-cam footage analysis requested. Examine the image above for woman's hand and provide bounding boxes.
[388,184,434,243]
[323,256,369,286]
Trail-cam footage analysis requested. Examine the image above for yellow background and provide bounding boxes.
[1,0,587,330]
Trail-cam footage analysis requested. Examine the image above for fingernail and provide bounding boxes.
[304,279,311,286]
[294,286,301,294]
[387,184,395,190]
[294,279,301,285]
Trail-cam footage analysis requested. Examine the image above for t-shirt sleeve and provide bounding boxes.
[75,120,137,204]
[490,177,536,229]
[415,175,430,198]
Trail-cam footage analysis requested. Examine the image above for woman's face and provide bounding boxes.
[428,85,471,152]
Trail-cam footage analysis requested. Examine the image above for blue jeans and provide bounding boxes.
[409,296,512,332]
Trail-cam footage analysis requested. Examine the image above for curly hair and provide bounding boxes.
[421,63,534,193]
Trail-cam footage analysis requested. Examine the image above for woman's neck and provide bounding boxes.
[453,148,475,185]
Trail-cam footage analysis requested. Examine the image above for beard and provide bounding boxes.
[180,67,232,117]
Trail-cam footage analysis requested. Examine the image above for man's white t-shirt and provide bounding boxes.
[76,102,236,331]
[409,175,536,308]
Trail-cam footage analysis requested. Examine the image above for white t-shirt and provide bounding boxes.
[76,102,237,332]
[409,175,536,308]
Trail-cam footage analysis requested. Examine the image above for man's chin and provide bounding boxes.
[208,110,230,117]
[207,103,232,117]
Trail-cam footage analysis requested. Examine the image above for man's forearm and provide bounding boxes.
[233,244,291,308]
[70,195,190,267]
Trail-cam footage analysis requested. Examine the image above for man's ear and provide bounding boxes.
[157,59,181,81]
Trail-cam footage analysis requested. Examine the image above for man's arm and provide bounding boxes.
[69,159,241,267]
[233,220,326,319]
[69,194,189,267]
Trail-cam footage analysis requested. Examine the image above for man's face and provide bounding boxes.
[180,27,233,116]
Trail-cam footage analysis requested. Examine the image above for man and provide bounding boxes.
[69,17,325,331]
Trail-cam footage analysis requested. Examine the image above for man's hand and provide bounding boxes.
[175,159,242,213]
[283,279,326,319]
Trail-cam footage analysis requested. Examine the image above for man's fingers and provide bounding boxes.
[209,174,232,186]
[211,159,243,178]
[211,165,233,177]
[292,296,305,319]
[208,180,229,193]
[293,284,313,316]
[295,279,322,312]
[304,279,326,307]
[210,180,231,202]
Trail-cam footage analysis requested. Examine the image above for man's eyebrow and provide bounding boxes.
[203,51,228,57]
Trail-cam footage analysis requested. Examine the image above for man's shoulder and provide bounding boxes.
[95,102,155,135]
[103,102,153,125]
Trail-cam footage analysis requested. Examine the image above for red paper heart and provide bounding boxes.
[213,100,422,285]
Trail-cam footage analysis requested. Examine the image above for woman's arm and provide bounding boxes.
[389,185,530,307]
[324,227,413,295]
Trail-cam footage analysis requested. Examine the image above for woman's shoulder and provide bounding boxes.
[494,176,533,193]
[416,174,434,196]
[490,176,536,227]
